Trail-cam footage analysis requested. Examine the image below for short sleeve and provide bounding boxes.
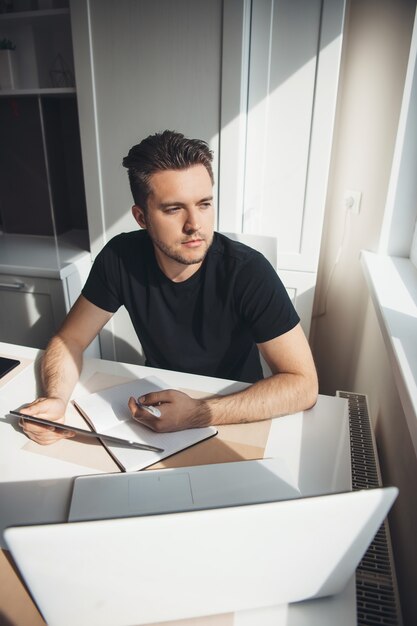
[235,253,300,343]
[82,239,123,313]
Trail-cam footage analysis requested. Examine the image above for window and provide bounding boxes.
[377,7,417,262]
[361,7,417,455]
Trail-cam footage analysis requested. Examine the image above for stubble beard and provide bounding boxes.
[151,232,214,266]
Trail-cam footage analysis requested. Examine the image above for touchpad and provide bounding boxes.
[128,472,193,514]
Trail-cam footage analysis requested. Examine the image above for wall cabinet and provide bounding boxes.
[0,274,66,349]
[0,3,74,93]
[0,233,99,355]
[0,94,87,236]
[0,2,96,354]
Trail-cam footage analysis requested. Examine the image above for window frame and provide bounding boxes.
[361,7,417,456]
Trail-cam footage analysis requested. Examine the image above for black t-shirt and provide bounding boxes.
[82,231,299,383]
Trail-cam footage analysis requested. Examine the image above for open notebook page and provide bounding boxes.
[73,376,217,471]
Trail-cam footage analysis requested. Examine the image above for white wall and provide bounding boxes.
[71,0,223,364]
[310,0,417,622]
[72,0,343,361]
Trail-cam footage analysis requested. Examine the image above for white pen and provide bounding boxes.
[136,399,161,418]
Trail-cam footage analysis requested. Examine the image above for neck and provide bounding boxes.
[154,250,203,282]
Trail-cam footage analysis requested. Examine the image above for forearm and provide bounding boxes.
[205,372,318,426]
[130,371,318,432]
[41,334,83,406]
[20,296,111,443]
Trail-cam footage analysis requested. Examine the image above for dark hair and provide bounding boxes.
[122,130,214,209]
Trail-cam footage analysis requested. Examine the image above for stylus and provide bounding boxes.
[9,410,164,452]
[135,400,161,417]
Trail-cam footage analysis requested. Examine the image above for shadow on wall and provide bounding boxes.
[293,285,316,340]
[100,327,145,367]
[82,0,344,251]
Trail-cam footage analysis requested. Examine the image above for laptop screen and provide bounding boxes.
[5,486,397,626]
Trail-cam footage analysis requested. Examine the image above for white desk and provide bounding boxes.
[0,342,356,626]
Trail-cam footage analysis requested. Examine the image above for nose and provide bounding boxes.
[183,208,200,234]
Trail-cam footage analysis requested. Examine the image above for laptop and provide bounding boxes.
[5,486,397,626]
[68,458,302,521]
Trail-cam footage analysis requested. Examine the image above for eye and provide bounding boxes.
[164,207,181,214]
[200,202,212,209]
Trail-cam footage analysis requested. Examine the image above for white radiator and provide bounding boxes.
[337,391,403,626]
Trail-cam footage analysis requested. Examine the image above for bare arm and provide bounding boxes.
[20,296,113,444]
[129,323,318,431]
[207,323,318,424]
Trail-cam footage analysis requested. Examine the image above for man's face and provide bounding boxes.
[132,164,215,280]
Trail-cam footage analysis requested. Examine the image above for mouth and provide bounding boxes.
[181,237,205,247]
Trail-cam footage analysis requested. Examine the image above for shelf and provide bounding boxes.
[0,230,91,279]
[0,87,75,96]
[0,8,70,23]
[0,4,74,91]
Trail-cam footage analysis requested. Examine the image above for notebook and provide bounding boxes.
[68,458,301,521]
[72,375,217,471]
[5,486,398,626]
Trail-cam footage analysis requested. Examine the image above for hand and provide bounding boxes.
[128,389,210,432]
[18,397,75,445]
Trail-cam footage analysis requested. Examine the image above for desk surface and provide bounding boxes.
[0,342,355,626]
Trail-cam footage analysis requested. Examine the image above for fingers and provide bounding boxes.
[18,398,70,445]
[128,390,169,419]
[127,390,203,432]
[19,418,75,445]
[138,390,173,406]
[128,396,160,431]
[18,398,47,417]
[19,417,73,444]
[20,396,63,418]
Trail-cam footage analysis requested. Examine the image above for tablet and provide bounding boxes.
[0,357,20,379]
[8,411,163,452]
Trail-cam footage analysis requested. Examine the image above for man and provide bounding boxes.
[20,130,318,445]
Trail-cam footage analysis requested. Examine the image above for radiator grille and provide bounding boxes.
[337,391,402,626]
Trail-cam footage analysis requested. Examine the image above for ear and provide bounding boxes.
[132,205,147,229]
